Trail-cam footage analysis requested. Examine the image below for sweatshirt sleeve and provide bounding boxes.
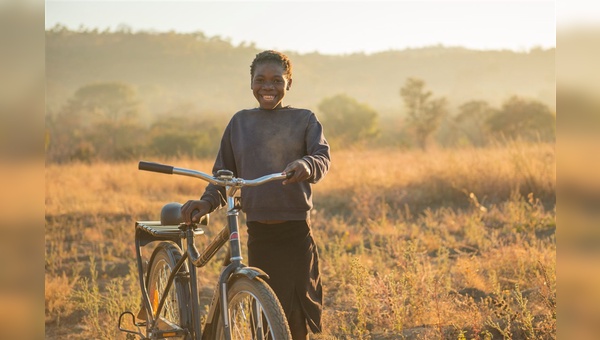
[302,113,331,184]
[200,119,236,212]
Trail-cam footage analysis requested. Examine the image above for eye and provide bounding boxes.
[253,78,264,84]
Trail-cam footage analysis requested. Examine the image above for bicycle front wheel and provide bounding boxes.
[147,242,192,339]
[215,276,291,340]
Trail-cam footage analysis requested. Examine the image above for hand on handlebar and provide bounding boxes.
[181,199,211,225]
[282,159,311,185]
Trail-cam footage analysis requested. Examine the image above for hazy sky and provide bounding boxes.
[45,0,558,55]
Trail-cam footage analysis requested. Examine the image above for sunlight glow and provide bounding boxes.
[45,0,556,55]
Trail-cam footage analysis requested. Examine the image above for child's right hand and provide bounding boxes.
[181,199,211,225]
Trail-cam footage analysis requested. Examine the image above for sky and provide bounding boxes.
[44,0,562,55]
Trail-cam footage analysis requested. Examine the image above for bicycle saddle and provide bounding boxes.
[161,202,209,226]
[161,202,184,225]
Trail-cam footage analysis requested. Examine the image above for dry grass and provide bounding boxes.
[45,142,555,339]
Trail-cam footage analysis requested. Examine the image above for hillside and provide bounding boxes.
[45,27,555,118]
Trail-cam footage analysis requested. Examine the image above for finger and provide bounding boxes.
[181,206,189,223]
[282,168,293,184]
[181,201,192,214]
[285,170,296,179]
[182,203,194,224]
[191,209,200,222]
[283,176,291,185]
[284,171,301,185]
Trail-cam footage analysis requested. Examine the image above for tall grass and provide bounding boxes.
[45,142,555,339]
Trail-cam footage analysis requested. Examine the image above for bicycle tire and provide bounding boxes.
[147,242,192,339]
[214,276,291,340]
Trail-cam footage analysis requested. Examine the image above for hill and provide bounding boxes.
[45,26,555,118]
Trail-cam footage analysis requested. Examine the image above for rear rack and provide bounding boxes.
[135,221,201,237]
[135,221,205,248]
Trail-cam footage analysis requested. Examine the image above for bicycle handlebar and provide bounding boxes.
[138,161,292,187]
[138,161,173,174]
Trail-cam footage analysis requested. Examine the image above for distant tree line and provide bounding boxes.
[45,79,555,163]
[46,27,555,119]
[45,82,227,163]
[303,77,555,151]
[396,77,555,149]
[45,27,555,162]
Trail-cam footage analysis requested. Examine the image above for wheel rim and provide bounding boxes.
[150,259,181,325]
[228,290,273,340]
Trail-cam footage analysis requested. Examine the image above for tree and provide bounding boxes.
[486,96,555,142]
[63,82,141,124]
[399,78,448,149]
[147,109,225,158]
[454,100,496,146]
[46,82,145,162]
[317,94,379,148]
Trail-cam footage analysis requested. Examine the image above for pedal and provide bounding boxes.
[153,317,189,338]
[118,311,146,338]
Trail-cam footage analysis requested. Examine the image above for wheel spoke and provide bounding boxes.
[155,262,180,323]
[228,291,273,339]
[256,301,267,340]
[216,277,289,339]
[146,244,190,340]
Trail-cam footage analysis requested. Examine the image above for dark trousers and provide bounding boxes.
[247,220,322,339]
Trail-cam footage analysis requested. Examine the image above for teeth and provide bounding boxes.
[263,95,275,101]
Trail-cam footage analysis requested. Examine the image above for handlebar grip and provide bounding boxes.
[285,170,295,179]
[138,161,174,174]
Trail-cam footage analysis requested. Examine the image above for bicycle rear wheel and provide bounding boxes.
[215,276,291,340]
[147,242,192,339]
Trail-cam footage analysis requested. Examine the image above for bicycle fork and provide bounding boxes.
[204,190,270,340]
[204,200,244,340]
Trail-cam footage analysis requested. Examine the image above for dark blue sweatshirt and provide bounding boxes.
[200,107,330,221]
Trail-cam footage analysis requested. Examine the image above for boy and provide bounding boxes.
[182,50,330,339]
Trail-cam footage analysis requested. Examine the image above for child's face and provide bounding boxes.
[251,62,292,110]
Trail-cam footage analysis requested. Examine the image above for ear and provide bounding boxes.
[286,78,293,91]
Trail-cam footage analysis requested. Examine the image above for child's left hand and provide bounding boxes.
[282,159,311,185]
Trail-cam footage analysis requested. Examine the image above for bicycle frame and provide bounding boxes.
[119,162,289,340]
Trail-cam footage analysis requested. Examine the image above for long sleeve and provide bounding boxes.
[302,113,330,184]
[200,120,236,212]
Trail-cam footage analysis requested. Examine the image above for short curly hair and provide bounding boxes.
[250,50,293,80]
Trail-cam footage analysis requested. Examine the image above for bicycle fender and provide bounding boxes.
[204,265,268,328]
[231,266,270,281]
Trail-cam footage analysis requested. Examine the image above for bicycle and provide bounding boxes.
[118,161,293,340]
